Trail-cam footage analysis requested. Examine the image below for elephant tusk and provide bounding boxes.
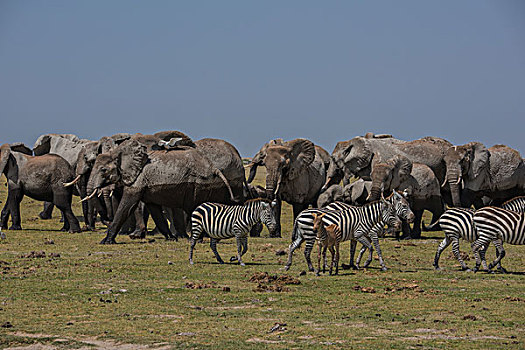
[80,189,98,202]
[63,175,81,187]
[109,190,113,197]
[274,173,282,196]
[454,176,462,185]
[98,190,103,197]
[441,178,448,188]
[243,163,253,169]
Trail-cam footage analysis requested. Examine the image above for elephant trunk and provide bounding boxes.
[322,161,342,192]
[247,163,258,183]
[445,165,463,207]
[265,169,281,201]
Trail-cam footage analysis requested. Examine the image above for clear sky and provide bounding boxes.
[1,1,524,156]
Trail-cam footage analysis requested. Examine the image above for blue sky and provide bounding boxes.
[1,1,524,156]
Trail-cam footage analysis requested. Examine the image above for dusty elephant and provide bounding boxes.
[443,142,525,208]
[317,184,343,208]
[247,138,326,237]
[369,155,444,238]
[85,139,237,244]
[341,179,372,205]
[0,143,80,232]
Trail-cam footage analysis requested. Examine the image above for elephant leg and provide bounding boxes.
[94,196,109,224]
[7,187,23,230]
[269,198,282,238]
[409,210,424,239]
[173,208,189,239]
[433,236,452,270]
[39,202,54,220]
[148,203,175,240]
[101,190,141,244]
[53,189,81,233]
[0,203,10,230]
[129,202,147,239]
[210,238,224,264]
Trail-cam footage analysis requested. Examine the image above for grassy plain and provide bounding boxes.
[0,168,524,349]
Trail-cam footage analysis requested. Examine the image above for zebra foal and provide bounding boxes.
[189,199,277,266]
[312,213,341,276]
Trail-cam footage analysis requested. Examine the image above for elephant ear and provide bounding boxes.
[286,139,316,180]
[390,155,413,182]
[0,144,12,175]
[344,137,372,174]
[9,142,32,155]
[469,142,490,178]
[115,140,148,186]
[33,134,52,155]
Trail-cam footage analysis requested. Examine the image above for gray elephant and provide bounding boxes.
[341,179,372,205]
[317,185,343,208]
[85,139,237,244]
[0,143,80,232]
[246,138,326,237]
[33,133,92,221]
[369,155,444,238]
[323,134,452,192]
[443,142,525,208]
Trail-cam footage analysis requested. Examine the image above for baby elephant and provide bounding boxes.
[312,213,341,276]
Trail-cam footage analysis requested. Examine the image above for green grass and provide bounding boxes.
[0,170,524,349]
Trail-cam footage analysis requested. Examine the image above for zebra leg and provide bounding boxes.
[488,241,505,272]
[235,236,247,266]
[316,243,322,276]
[322,246,328,274]
[450,236,470,271]
[189,237,197,265]
[304,240,315,272]
[369,233,387,271]
[284,236,304,271]
[342,240,358,270]
[210,238,224,264]
[328,246,335,275]
[334,243,340,275]
[355,236,373,269]
[471,239,490,272]
[433,236,451,270]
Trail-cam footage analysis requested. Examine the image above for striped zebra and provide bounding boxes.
[189,199,277,266]
[502,196,525,212]
[472,206,525,272]
[433,196,525,272]
[325,191,415,269]
[284,194,406,272]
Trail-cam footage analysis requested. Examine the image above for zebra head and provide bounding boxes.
[260,200,278,233]
[312,213,326,237]
[380,197,402,231]
[391,190,415,223]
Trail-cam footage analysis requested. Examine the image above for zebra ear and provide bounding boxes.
[261,201,270,209]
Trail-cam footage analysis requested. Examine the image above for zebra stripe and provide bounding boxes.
[284,199,402,272]
[502,196,525,213]
[188,199,276,266]
[472,206,525,271]
[434,196,525,271]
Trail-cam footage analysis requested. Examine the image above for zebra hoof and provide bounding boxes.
[240,262,245,266]
[284,265,290,271]
[433,266,440,271]
[497,267,508,274]
[189,260,194,265]
[381,266,388,272]
[230,256,237,262]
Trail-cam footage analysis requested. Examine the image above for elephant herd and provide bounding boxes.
[0,131,524,250]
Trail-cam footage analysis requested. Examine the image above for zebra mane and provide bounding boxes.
[245,198,271,204]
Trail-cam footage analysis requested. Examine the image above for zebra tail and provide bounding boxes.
[422,220,441,232]
[291,221,299,242]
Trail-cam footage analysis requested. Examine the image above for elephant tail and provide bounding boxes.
[214,168,239,203]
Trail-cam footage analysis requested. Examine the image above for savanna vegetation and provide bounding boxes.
[0,169,523,349]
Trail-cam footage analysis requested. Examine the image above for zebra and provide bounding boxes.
[189,199,277,266]
[284,194,405,272]
[502,196,525,212]
[471,206,525,272]
[433,196,525,272]
[325,191,415,269]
